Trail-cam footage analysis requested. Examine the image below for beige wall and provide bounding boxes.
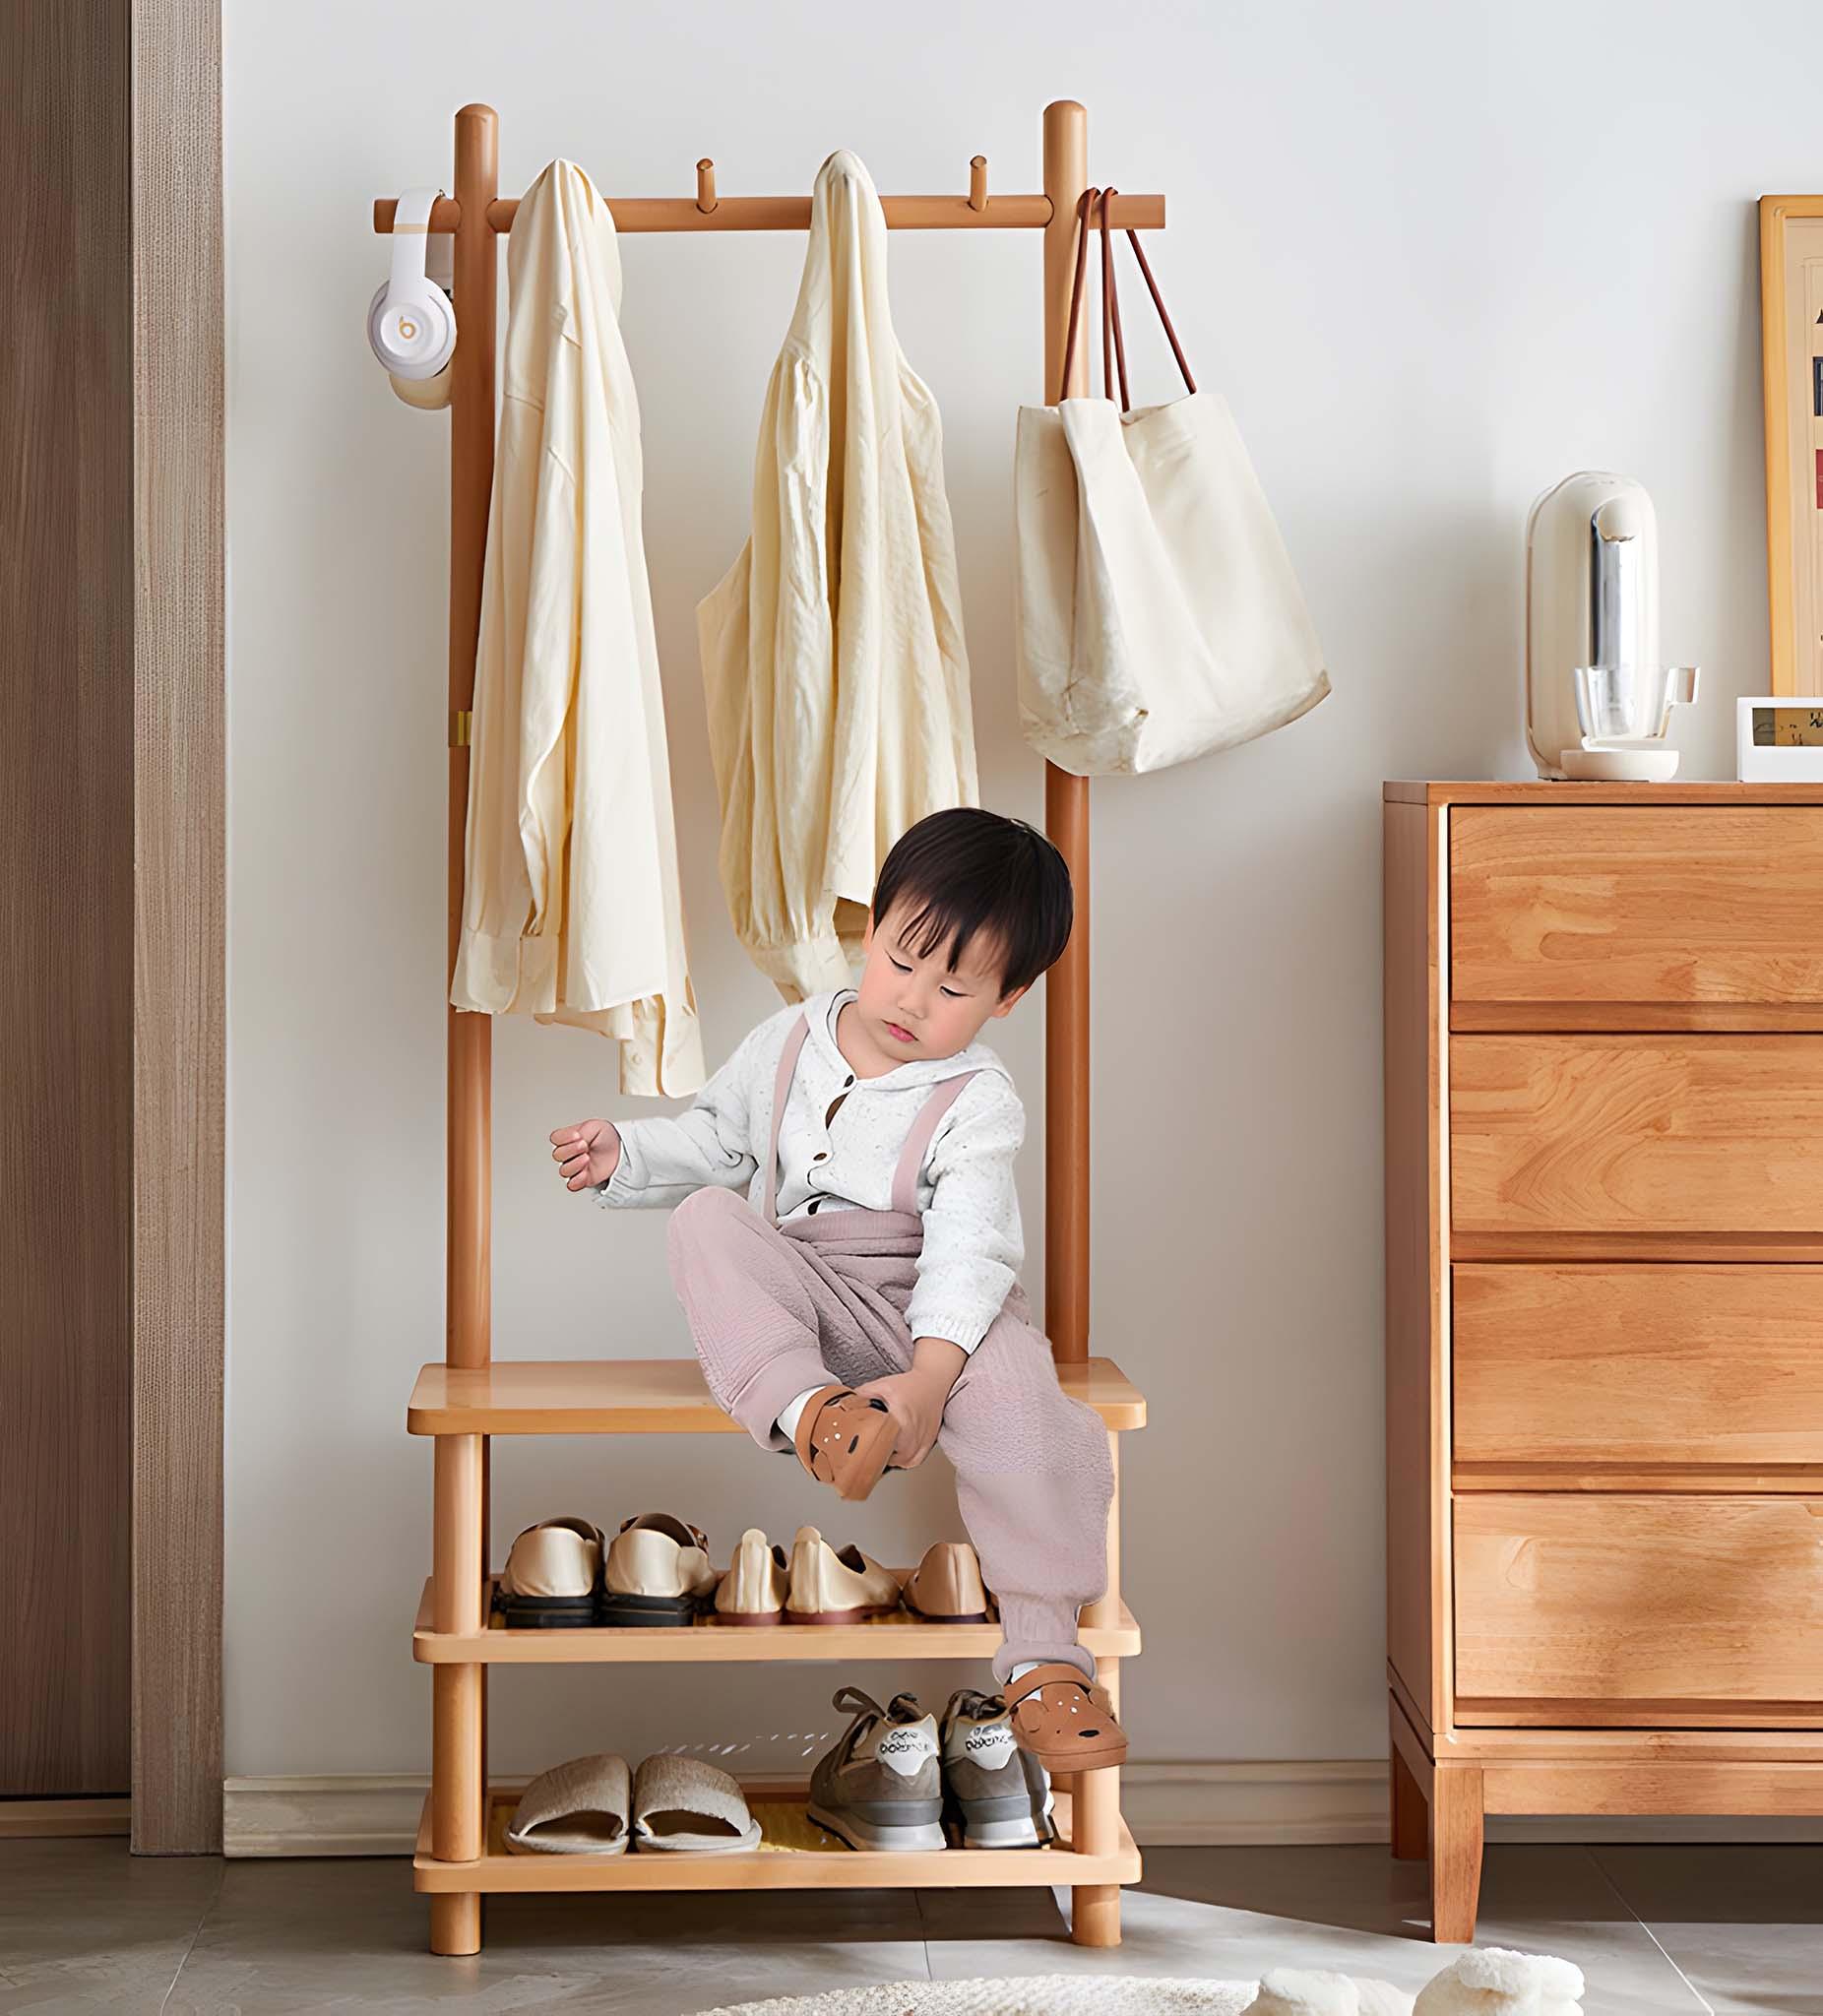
[226,0,1791,1778]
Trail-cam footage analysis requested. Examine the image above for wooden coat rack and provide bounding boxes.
[384,97,1155,1958]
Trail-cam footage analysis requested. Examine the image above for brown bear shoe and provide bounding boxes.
[792,1384,897,1502]
[1004,1663,1128,1773]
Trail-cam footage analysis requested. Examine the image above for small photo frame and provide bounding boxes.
[1759,196,1823,695]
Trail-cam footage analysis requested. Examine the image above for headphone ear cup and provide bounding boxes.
[388,364,452,411]
[368,279,456,381]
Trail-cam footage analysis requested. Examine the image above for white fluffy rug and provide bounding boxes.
[700,1984,1256,2015]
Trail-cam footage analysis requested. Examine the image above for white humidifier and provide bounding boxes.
[1525,472,1698,781]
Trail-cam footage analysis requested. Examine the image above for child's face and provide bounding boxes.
[851,902,1028,1066]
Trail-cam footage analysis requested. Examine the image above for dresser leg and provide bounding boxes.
[1391,1731,1427,1861]
[1429,1766,1484,1944]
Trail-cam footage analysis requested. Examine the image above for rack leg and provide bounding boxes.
[429,1434,484,1955]
[429,1892,480,1957]
[1071,1642,1122,1947]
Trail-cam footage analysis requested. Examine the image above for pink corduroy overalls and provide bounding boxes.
[665,1011,1111,1680]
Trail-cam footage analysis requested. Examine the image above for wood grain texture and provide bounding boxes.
[1389,782,1823,806]
[414,1791,1139,1893]
[1455,1495,1823,1712]
[1481,1760,1823,1817]
[0,0,133,1801]
[1383,803,1449,1729]
[1389,1698,1430,1861]
[130,0,224,1854]
[1041,100,1090,1367]
[1451,807,1823,1017]
[1453,1263,1823,1470]
[1451,1037,1823,1234]
[375,191,1164,235]
[408,1355,1147,1435]
[412,1581,1142,1663]
[1429,1769,1482,1944]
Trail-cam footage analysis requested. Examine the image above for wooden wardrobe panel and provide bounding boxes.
[1383,801,1448,1727]
[0,0,132,1797]
[1450,807,1823,1018]
[1456,1495,1823,1714]
[1453,1264,1823,1472]
[1451,1036,1823,1235]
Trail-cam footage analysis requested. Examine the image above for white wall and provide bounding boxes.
[224,0,1805,1780]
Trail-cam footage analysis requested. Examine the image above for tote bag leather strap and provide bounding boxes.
[1058,186,1197,410]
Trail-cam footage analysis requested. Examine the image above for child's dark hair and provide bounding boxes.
[871,807,1073,997]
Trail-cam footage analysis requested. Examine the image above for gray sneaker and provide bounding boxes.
[807,1687,944,1852]
[940,1688,1054,1849]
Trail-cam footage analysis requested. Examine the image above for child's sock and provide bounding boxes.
[775,1385,826,1442]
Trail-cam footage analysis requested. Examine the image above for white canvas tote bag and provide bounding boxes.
[1015,191,1329,776]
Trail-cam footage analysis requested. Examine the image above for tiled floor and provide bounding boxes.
[1,1836,1816,2013]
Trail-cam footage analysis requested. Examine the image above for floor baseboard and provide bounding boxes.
[222,1762,1823,1858]
[0,1798,131,1840]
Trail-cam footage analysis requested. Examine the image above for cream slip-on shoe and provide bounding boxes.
[785,1525,902,1625]
[494,1516,604,1629]
[600,1513,718,1627]
[902,1540,993,1624]
[712,1528,789,1625]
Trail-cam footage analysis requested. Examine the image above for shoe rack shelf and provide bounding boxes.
[412,1792,1141,1895]
[407,1355,1146,1436]
[385,97,1157,1955]
[411,1578,1142,1664]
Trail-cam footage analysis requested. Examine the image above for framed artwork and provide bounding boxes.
[1760,195,1823,695]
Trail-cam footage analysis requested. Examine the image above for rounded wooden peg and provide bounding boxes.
[969,155,988,212]
[696,158,718,214]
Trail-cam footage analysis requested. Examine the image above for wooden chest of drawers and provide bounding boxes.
[1383,782,1823,1942]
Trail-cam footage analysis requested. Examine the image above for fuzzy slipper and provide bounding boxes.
[793,1384,898,1501]
[1414,1949,1584,2015]
[1245,1970,1414,2015]
[1005,1662,1128,1773]
[631,1754,762,1855]
[504,1752,631,1855]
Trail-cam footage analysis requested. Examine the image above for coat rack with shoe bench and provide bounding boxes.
[380,96,1155,1957]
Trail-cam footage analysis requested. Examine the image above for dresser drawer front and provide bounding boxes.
[1455,1495,1823,1714]
[1450,1036,1823,1234]
[1453,1264,1823,1471]
[1450,807,1823,1025]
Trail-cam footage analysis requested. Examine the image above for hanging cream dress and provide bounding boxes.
[453,159,705,1096]
[696,152,978,1002]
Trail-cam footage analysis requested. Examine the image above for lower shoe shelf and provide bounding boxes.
[413,1788,1140,1892]
[412,1579,1142,1664]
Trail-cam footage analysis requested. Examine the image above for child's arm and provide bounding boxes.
[548,1017,774,1208]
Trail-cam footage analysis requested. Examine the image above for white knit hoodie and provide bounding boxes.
[598,991,1023,1354]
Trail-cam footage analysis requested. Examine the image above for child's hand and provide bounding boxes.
[855,1338,966,1470]
[550,1119,621,1191]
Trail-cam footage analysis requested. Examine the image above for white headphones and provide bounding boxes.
[368,186,456,383]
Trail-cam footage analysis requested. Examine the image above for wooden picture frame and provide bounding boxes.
[1760,196,1823,695]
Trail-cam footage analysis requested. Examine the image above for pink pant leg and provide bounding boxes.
[666,1187,908,1448]
[938,1296,1113,1684]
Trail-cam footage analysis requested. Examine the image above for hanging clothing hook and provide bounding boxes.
[696,158,718,214]
[968,156,988,212]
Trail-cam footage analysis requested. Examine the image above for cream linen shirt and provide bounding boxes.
[598,992,1024,1354]
[695,152,978,1003]
[452,160,705,1097]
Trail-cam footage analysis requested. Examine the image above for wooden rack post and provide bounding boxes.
[391,96,1154,1961]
